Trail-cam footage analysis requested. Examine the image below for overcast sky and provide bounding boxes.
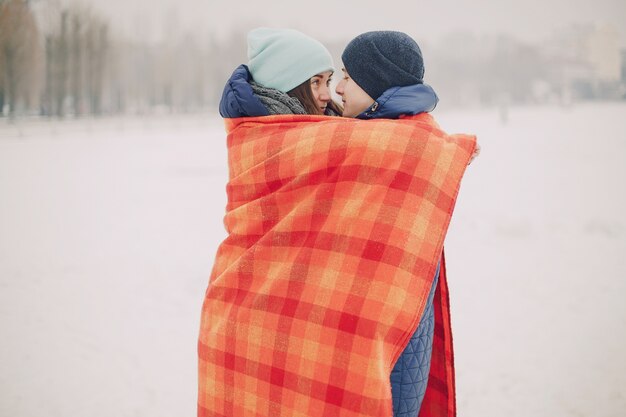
[67,0,626,46]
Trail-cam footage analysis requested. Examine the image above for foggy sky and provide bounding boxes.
[67,0,626,46]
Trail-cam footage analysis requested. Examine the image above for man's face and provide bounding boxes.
[335,68,375,118]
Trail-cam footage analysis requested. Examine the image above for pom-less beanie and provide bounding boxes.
[341,31,425,100]
[248,28,335,93]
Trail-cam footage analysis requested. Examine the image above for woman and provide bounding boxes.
[219,27,342,118]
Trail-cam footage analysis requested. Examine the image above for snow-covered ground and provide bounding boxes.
[1,104,625,417]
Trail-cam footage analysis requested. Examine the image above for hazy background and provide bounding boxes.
[95,0,626,45]
[1,1,626,417]
[1,0,625,117]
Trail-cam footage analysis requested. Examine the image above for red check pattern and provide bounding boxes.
[198,113,476,417]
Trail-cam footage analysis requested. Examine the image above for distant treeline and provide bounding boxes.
[0,0,624,118]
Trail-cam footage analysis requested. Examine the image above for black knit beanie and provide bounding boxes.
[341,31,425,100]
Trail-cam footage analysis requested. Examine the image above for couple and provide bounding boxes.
[199,29,477,417]
[219,28,442,122]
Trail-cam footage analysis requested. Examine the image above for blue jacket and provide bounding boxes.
[219,65,269,118]
[357,83,440,417]
[356,83,438,120]
[390,262,439,417]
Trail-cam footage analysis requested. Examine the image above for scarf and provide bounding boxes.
[250,81,307,115]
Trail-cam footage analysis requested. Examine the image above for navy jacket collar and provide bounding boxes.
[219,65,269,118]
[356,83,438,120]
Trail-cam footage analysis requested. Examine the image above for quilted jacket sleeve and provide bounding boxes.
[390,260,441,417]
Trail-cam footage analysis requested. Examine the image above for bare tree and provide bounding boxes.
[0,0,42,117]
[84,15,107,115]
[70,13,83,115]
[53,10,68,117]
[39,5,110,117]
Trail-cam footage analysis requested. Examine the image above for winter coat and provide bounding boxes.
[356,83,439,120]
[219,65,269,118]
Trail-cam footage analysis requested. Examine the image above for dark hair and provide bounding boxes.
[287,79,343,116]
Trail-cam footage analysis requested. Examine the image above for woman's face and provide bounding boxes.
[309,71,333,113]
[335,68,375,118]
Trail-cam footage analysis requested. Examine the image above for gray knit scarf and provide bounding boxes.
[250,81,307,115]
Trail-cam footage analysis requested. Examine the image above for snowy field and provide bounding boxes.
[1,103,625,417]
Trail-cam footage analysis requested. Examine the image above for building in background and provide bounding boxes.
[545,24,623,100]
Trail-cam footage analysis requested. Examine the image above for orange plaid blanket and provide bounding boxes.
[198,113,476,417]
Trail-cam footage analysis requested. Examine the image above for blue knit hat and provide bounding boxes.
[247,28,335,93]
[341,31,424,100]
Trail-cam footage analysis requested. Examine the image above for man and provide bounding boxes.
[336,31,479,417]
[336,30,480,157]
